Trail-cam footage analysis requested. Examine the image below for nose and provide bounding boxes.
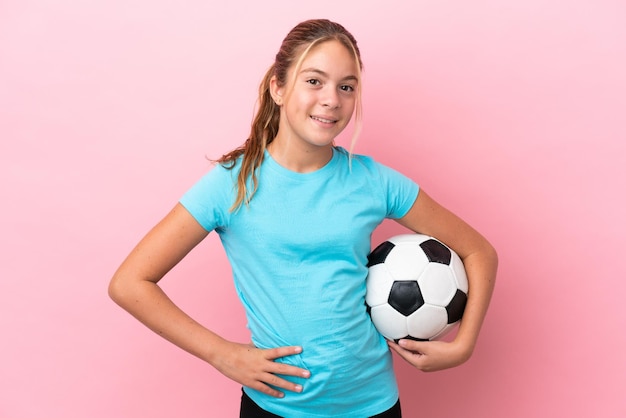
[321,86,340,109]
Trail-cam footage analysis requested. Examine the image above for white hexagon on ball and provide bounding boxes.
[417,263,458,306]
[406,304,448,340]
[369,304,410,341]
[365,264,397,308]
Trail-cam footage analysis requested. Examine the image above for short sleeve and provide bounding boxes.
[179,164,235,232]
[375,162,420,219]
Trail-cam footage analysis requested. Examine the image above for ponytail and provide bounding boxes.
[216,19,363,211]
[216,65,280,211]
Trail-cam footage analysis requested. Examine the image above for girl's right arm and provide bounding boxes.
[108,203,309,398]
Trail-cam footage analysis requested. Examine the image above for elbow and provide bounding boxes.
[108,271,157,310]
[486,241,498,266]
[108,273,129,307]
[483,240,499,282]
[107,276,120,305]
[468,237,498,283]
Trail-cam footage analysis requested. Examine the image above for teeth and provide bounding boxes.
[312,116,335,123]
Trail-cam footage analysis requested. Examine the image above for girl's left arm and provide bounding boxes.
[387,189,498,371]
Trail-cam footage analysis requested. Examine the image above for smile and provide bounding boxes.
[310,115,338,124]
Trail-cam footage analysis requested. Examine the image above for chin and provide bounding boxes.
[307,139,336,148]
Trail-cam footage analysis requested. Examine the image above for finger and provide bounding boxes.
[387,340,426,367]
[263,346,311,377]
[250,381,286,399]
[387,340,413,357]
[246,371,302,399]
[395,347,426,369]
[270,361,311,379]
[261,372,304,394]
[264,345,303,360]
[397,339,427,354]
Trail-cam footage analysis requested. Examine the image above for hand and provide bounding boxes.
[210,341,311,398]
[387,339,472,372]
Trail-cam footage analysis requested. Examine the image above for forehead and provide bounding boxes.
[295,39,359,78]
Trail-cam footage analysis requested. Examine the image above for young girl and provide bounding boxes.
[109,19,497,418]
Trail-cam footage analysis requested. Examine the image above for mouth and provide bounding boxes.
[310,115,338,124]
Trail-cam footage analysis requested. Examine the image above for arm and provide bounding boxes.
[108,203,309,397]
[387,190,498,371]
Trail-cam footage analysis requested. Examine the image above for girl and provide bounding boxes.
[109,19,497,418]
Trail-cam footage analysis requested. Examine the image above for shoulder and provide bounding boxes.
[180,161,238,206]
[334,146,403,178]
[334,146,377,171]
[194,161,238,187]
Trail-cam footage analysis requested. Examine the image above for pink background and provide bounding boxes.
[2,1,625,417]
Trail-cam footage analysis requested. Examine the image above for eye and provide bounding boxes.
[340,84,355,92]
[306,79,321,86]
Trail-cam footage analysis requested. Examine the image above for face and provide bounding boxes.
[271,40,359,151]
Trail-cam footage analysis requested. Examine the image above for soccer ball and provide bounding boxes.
[366,234,469,341]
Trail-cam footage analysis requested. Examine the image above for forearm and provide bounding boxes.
[454,242,498,356]
[109,277,226,366]
[109,274,311,398]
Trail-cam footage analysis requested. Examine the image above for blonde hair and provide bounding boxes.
[217,19,363,211]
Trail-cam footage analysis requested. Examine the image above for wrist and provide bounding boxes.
[201,335,231,367]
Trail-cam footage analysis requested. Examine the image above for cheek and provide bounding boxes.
[280,100,309,128]
[341,98,356,118]
[287,95,315,117]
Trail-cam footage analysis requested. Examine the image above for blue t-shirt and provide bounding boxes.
[180,146,419,417]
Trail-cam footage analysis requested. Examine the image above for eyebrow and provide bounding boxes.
[300,67,358,82]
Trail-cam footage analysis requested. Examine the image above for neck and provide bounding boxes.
[267,137,333,173]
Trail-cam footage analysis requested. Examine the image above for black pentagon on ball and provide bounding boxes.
[446,289,468,324]
[395,335,429,343]
[420,239,451,265]
[366,241,395,267]
[388,281,424,316]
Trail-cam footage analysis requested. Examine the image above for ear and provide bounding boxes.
[269,75,285,106]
